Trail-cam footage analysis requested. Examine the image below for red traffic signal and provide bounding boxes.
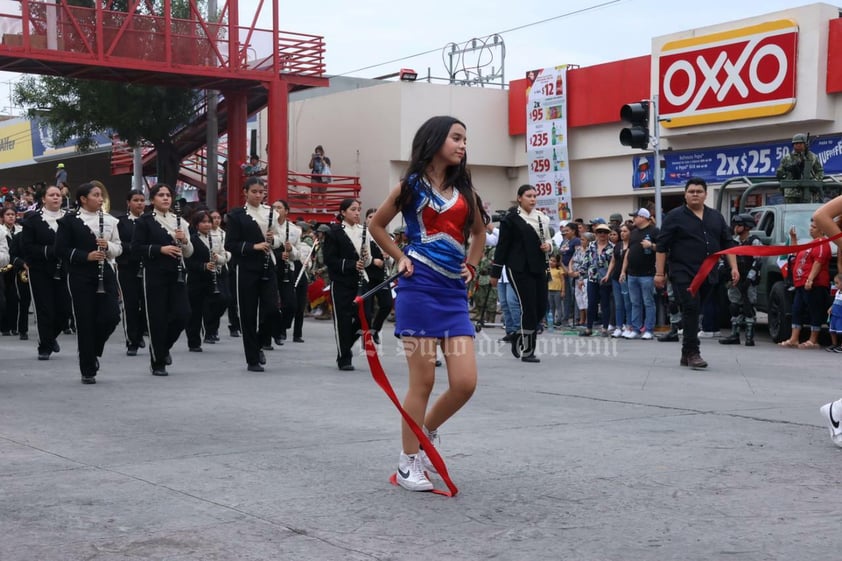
[619,101,650,150]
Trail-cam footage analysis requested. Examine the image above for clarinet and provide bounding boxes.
[260,205,272,281]
[208,232,221,295]
[538,214,551,282]
[357,221,368,296]
[96,209,106,293]
[283,219,292,283]
[174,200,186,284]
[53,210,63,280]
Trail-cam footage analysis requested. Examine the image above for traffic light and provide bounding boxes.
[619,101,650,150]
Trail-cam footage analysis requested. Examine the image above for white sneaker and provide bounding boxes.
[624,331,640,340]
[698,331,715,338]
[397,452,433,491]
[620,329,632,338]
[611,328,623,338]
[641,331,653,340]
[820,400,842,448]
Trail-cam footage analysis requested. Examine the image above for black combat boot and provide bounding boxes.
[658,323,680,342]
[744,323,755,347]
[719,322,741,345]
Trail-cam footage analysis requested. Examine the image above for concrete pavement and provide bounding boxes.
[1,319,841,561]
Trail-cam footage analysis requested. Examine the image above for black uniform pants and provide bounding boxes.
[330,281,361,367]
[235,265,279,366]
[186,280,226,349]
[1,271,29,334]
[142,269,190,367]
[29,269,71,355]
[118,264,145,348]
[292,264,308,339]
[69,269,120,377]
[226,266,240,331]
[365,281,393,333]
[509,269,548,356]
[202,274,229,337]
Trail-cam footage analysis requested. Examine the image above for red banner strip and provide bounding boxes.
[688,232,842,295]
[354,295,459,497]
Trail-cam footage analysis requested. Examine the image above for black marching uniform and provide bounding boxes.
[291,236,314,341]
[273,218,303,342]
[117,212,146,354]
[491,207,550,361]
[364,238,393,339]
[1,225,30,337]
[185,230,228,350]
[55,208,122,382]
[323,222,371,370]
[224,204,282,369]
[132,210,193,374]
[20,207,71,359]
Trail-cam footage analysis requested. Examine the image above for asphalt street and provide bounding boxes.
[1,317,841,561]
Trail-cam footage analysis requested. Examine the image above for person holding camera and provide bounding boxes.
[308,145,332,210]
[719,214,763,346]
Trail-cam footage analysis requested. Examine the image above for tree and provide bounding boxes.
[14,78,198,188]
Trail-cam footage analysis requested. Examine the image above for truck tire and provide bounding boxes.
[768,281,792,342]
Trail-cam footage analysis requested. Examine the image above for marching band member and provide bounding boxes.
[224,177,283,372]
[364,208,394,345]
[132,183,193,377]
[184,210,227,352]
[205,209,230,342]
[271,199,302,344]
[323,198,371,371]
[117,189,147,356]
[1,207,29,338]
[55,182,122,384]
[20,185,70,360]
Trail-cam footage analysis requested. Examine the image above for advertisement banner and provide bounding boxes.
[526,65,571,227]
[632,134,842,189]
[0,121,34,164]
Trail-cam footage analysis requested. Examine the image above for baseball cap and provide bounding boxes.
[609,213,623,223]
[629,208,651,219]
[316,224,330,233]
[57,163,64,168]
[589,217,606,225]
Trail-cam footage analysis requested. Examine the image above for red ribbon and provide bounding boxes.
[354,295,459,497]
[688,232,842,295]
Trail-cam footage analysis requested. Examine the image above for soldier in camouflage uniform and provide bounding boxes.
[776,133,824,203]
[471,244,498,324]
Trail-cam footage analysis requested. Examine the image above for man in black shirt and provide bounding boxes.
[620,208,659,339]
[655,177,738,369]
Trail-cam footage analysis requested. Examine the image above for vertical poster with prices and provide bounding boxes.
[526,65,571,229]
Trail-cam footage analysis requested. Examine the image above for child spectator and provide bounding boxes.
[547,255,566,327]
[827,273,842,352]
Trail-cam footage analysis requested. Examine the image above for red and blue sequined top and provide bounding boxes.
[402,174,469,279]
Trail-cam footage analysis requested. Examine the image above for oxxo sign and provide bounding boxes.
[659,20,798,128]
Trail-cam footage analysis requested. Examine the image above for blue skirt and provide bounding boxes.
[394,259,474,339]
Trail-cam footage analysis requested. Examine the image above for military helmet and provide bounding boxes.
[791,133,808,144]
[731,213,756,229]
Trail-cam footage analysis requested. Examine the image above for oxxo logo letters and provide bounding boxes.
[659,20,798,128]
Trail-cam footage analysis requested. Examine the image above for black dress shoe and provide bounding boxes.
[435,359,442,367]
[164,353,172,365]
[126,347,138,357]
[247,363,265,372]
[189,347,203,352]
[372,332,381,345]
[37,353,50,361]
[63,328,73,335]
[293,337,304,343]
[258,350,266,365]
[203,338,216,345]
[151,366,168,376]
[52,340,60,352]
[338,364,355,371]
[138,339,146,349]
[81,376,96,384]
[20,332,29,341]
[229,327,241,337]
[1,331,10,336]
[521,355,541,363]
[210,334,220,342]
[273,337,284,346]
[262,344,274,351]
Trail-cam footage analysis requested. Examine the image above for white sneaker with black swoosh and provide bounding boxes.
[397,452,433,491]
[820,400,842,448]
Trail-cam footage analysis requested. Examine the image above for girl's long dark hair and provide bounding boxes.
[394,116,489,239]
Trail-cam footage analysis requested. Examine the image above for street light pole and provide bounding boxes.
[652,95,662,228]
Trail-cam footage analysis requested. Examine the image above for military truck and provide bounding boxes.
[715,176,842,342]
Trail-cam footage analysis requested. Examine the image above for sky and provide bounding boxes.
[0,0,828,113]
